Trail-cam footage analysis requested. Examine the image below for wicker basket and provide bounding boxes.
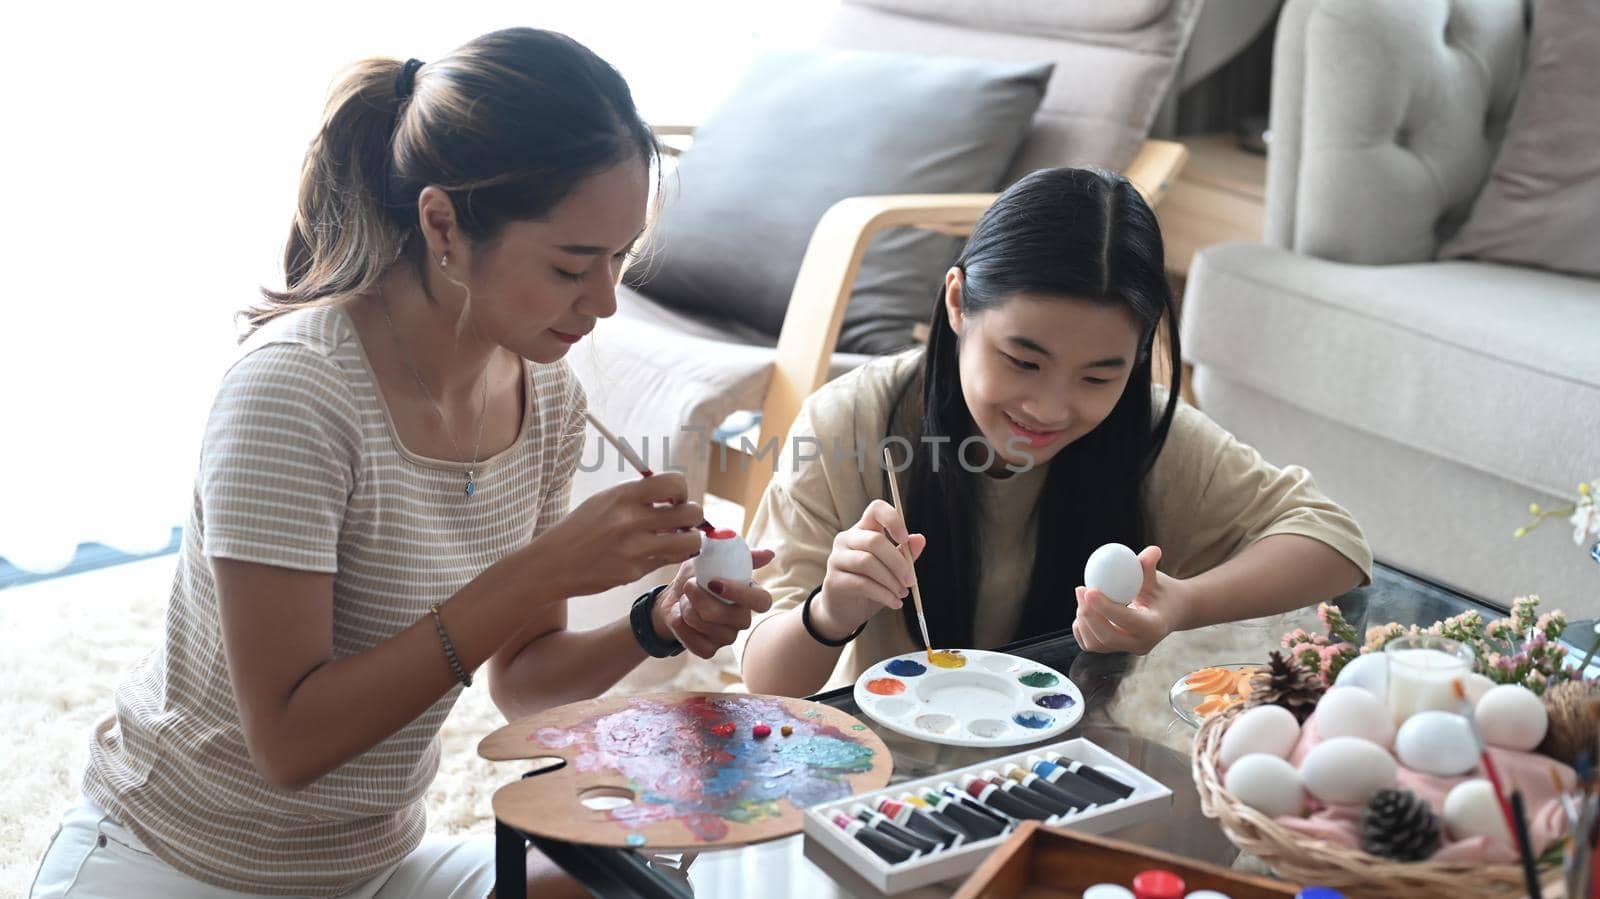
[1192,705,1562,899]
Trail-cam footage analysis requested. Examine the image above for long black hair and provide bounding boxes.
[886,167,1181,649]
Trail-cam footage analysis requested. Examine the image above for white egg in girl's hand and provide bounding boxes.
[1444,779,1513,846]
[692,530,751,604]
[1474,684,1547,752]
[1224,753,1305,818]
[1084,543,1143,605]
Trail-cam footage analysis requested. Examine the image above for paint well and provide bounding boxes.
[865,677,906,696]
[1018,671,1058,688]
[1034,693,1076,709]
[914,713,957,734]
[928,650,967,669]
[967,719,1009,738]
[885,658,928,677]
[1013,711,1054,729]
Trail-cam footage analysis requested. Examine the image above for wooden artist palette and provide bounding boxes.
[853,650,1083,748]
[479,691,893,851]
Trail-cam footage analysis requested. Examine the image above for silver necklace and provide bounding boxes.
[379,299,490,497]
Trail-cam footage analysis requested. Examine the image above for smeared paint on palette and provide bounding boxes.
[480,692,891,850]
[865,677,906,696]
[1018,670,1058,688]
[853,649,1083,748]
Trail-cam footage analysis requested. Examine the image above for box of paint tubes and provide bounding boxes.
[802,738,1172,894]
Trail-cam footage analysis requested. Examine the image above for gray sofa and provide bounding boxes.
[1182,0,1600,612]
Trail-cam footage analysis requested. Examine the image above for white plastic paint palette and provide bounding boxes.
[852,649,1083,747]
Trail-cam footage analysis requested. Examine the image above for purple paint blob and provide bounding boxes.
[1034,693,1075,710]
[1013,711,1054,729]
[885,659,928,677]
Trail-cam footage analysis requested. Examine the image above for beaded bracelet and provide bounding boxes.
[429,603,472,687]
[801,586,865,647]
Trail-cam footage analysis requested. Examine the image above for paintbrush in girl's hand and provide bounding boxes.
[585,412,716,536]
[881,447,932,658]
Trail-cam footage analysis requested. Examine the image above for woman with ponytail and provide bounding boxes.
[29,29,772,899]
[738,167,1371,698]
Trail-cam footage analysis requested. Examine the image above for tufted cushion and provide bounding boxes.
[1265,0,1525,264]
[1437,0,1600,277]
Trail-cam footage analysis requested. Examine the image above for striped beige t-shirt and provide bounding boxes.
[82,306,585,896]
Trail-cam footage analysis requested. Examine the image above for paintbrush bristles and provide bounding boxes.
[881,447,931,651]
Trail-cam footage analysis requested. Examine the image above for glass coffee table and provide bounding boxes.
[495,563,1519,898]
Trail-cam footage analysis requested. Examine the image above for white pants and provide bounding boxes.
[28,795,496,899]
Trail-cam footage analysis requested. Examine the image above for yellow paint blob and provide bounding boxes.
[927,650,967,670]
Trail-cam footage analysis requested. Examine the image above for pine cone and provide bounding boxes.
[1244,651,1325,723]
[1360,789,1442,862]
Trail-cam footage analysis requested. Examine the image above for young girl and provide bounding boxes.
[738,167,1370,697]
[29,29,772,899]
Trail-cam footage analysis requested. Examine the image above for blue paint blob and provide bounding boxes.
[625,833,647,847]
[1013,711,1054,729]
[1035,693,1075,710]
[885,658,928,677]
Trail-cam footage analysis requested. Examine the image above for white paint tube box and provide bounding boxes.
[801,737,1171,894]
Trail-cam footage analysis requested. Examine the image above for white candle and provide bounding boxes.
[1385,638,1473,725]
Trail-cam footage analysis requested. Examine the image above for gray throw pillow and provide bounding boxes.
[625,49,1052,354]
[1437,0,1600,277]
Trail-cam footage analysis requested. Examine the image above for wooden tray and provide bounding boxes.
[952,823,1299,898]
[480,691,892,851]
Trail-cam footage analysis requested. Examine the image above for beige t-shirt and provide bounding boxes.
[82,306,585,896]
[735,350,1372,693]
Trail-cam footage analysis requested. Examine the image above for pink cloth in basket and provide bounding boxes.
[1260,713,1575,863]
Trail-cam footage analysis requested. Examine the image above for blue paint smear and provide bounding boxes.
[885,659,927,677]
[1013,711,1054,729]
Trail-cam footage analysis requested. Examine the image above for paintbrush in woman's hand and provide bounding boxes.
[881,447,931,657]
[585,412,716,536]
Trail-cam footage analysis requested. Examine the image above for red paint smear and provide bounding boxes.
[865,678,906,696]
[709,528,737,539]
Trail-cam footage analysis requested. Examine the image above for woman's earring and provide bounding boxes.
[439,254,449,269]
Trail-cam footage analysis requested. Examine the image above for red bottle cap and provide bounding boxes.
[964,780,989,800]
[1131,869,1186,899]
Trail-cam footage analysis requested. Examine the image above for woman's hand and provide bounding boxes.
[1072,545,1185,655]
[528,473,705,600]
[810,500,927,641]
[651,549,777,658]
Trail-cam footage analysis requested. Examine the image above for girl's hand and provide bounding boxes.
[812,500,927,640]
[1072,545,1183,655]
[529,473,705,599]
[652,549,777,658]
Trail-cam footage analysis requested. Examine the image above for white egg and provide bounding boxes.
[1394,710,1480,776]
[1333,653,1389,699]
[1299,737,1397,806]
[1444,779,1512,846]
[692,531,752,604]
[1313,686,1396,747]
[1463,672,1496,708]
[1475,684,1548,752]
[1084,543,1143,604]
[1220,704,1301,766]
[1224,753,1306,818]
